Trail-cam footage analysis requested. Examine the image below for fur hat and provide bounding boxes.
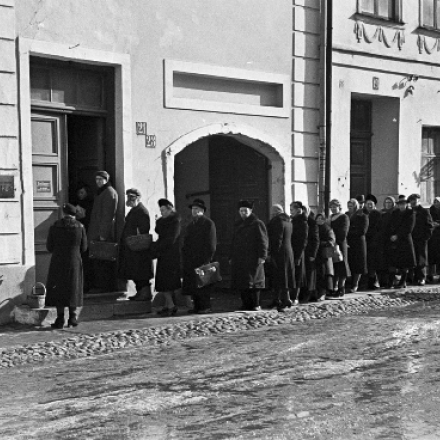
[158,198,174,208]
[238,199,254,209]
[365,194,377,205]
[95,171,110,180]
[126,188,141,197]
[188,198,206,211]
[63,203,77,216]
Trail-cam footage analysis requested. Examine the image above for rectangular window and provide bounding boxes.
[421,0,440,30]
[359,0,400,21]
[421,128,440,205]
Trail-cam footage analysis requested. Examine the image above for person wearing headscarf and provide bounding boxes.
[45,203,88,329]
[315,213,335,300]
[87,171,119,292]
[364,194,382,290]
[151,198,182,316]
[328,199,351,297]
[181,198,217,314]
[266,204,295,310]
[346,198,369,292]
[408,194,434,286]
[379,196,396,287]
[118,188,154,302]
[230,200,268,311]
[428,196,440,282]
[385,197,416,289]
[290,201,309,304]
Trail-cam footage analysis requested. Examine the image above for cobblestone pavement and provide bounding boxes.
[1,292,440,439]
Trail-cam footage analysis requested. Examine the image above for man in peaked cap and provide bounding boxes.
[181,198,217,314]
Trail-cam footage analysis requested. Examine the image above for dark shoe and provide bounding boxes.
[157,307,169,316]
[348,285,358,293]
[426,275,434,284]
[267,299,281,309]
[394,283,406,289]
[197,308,212,314]
[277,299,293,312]
[170,306,178,316]
[51,317,64,329]
[418,279,426,286]
[67,318,78,328]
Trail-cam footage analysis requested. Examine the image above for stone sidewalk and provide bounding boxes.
[1,287,440,369]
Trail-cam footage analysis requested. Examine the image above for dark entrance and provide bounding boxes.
[350,99,372,198]
[209,135,269,277]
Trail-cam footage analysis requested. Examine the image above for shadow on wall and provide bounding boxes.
[0,267,35,325]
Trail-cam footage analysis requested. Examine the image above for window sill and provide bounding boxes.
[416,26,440,38]
[353,13,405,29]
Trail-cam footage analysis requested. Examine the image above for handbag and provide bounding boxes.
[194,262,222,288]
[320,245,334,259]
[125,232,152,251]
[332,244,343,263]
[89,240,119,261]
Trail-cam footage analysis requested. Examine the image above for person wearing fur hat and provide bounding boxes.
[118,188,154,302]
[408,193,434,285]
[181,198,217,314]
[87,171,119,292]
[45,203,88,329]
[230,200,269,311]
[266,204,295,310]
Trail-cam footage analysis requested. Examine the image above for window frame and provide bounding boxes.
[420,127,440,206]
[420,0,440,31]
[357,0,403,24]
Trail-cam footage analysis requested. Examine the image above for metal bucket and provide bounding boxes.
[27,282,47,309]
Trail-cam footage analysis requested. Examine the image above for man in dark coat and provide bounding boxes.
[408,193,434,285]
[290,201,309,304]
[118,188,154,302]
[88,171,119,292]
[304,207,319,301]
[182,199,217,314]
[230,200,268,311]
[46,203,88,329]
[266,204,295,309]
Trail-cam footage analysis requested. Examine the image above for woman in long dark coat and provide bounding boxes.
[152,199,182,316]
[428,197,440,282]
[304,208,320,301]
[329,199,351,297]
[315,213,335,300]
[364,195,382,289]
[385,197,416,288]
[46,203,88,329]
[378,196,396,287]
[230,200,269,311]
[347,198,369,292]
[118,188,154,301]
[266,204,295,309]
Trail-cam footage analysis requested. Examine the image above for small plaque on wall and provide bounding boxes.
[36,180,51,193]
[0,176,14,198]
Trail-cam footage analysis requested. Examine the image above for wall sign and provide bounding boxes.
[372,77,380,90]
[36,180,51,193]
[0,176,14,198]
[136,122,156,148]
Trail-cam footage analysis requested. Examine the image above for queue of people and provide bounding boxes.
[44,172,439,328]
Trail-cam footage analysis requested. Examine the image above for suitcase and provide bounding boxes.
[194,262,222,288]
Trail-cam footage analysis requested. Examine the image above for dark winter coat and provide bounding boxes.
[316,222,336,278]
[230,213,269,290]
[386,208,416,269]
[267,213,295,290]
[428,205,440,265]
[45,217,88,308]
[181,215,217,294]
[365,209,382,271]
[347,209,369,274]
[330,213,351,278]
[378,208,394,271]
[152,212,182,292]
[88,182,118,242]
[304,214,320,292]
[118,202,154,282]
[291,212,309,287]
[74,197,94,232]
[411,204,433,267]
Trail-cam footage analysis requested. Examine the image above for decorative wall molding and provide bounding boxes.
[417,35,440,54]
[354,22,405,50]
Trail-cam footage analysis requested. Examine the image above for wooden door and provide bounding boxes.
[31,113,67,283]
[350,138,371,198]
[209,135,269,277]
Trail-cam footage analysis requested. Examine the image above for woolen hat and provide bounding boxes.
[355,194,365,204]
[126,188,141,197]
[95,171,110,180]
[158,198,173,208]
[365,193,377,204]
[238,199,254,209]
[63,203,77,216]
[188,198,206,211]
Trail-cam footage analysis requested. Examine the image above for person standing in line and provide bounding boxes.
[408,193,433,286]
[46,203,88,329]
[118,188,154,302]
[290,201,309,304]
[230,200,268,311]
[181,199,217,314]
[328,199,351,298]
[315,213,335,300]
[304,206,320,302]
[356,194,366,210]
[427,197,440,283]
[151,199,182,316]
[386,197,416,289]
[379,196,397,288]
[87,171,118,293]
[346,198,369,293]
[266,204,295,310]
[364,194,382,290]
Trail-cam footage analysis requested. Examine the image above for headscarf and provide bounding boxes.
[348,198,360,217]
[382,196,396,212]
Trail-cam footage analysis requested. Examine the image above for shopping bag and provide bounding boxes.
[194,262,222,288]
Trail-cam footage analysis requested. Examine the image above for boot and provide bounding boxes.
[67,307,78,327]
[130,284,152,301]
[250,290,261,311]
[278,289,293,311]
[51,315,65,329]
[394,270,407,289]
